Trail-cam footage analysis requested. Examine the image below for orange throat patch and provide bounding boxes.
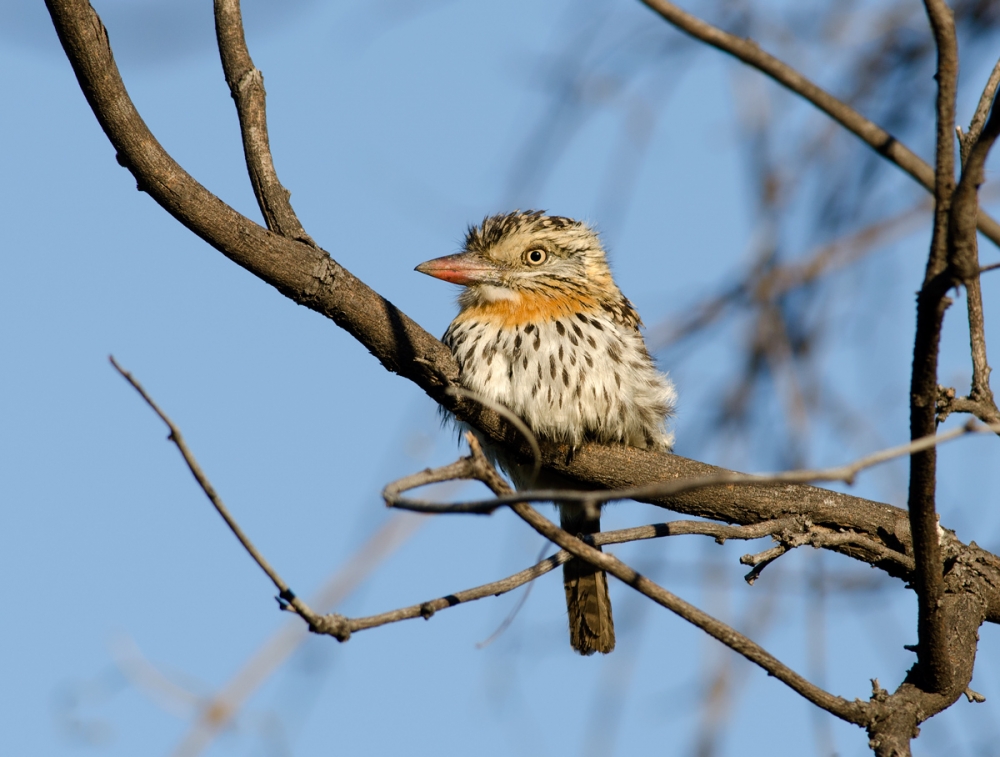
[455,289,601,329]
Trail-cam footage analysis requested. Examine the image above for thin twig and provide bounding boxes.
[213,0,313,243]
[446,385,542,486]
[171,514,422,757]
[638,0,1000,246]
[109,356,333,636]
[963,55,1000,164]
[648,200,929,354]
[348,550,568,633]
[950,78,1000,427]
[475,541,549,649]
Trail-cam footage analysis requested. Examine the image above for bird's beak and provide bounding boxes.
[415,252,495,285]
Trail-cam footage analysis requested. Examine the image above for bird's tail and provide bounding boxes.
[560,505,615,655]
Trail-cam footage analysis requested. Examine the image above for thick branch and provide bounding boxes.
[904,0,959,696]
[638,0,1000,247]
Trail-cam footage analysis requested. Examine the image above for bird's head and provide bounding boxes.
[415,211,621,310]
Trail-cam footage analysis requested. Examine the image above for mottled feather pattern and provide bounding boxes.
[444,211,675,451]
[419,210,676,655]
[444,309,675,450]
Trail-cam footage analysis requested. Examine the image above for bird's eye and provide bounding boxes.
[523,249,547,266]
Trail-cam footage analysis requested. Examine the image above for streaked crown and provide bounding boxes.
[417,211,628,317]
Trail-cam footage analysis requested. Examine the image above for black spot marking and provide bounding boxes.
[608,342,622,363]
[587,336,597,349]
[562,367,570,387]
[549,354,557,379]
[575,312,588,323]
[568,333,579,346]
[524,323,535,333]
[555,321,565,336]
[590,318,604,331]
[522,356,529,369]
[570,352,577,366]
[533,334,541,351]
[514,333,522,349]
[571,322,583,338]
[558,345,564,362]
[584,353,593,368]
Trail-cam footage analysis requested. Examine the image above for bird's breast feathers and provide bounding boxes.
[444,299,676,450]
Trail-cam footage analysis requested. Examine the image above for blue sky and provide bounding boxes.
[3,1,1000,756]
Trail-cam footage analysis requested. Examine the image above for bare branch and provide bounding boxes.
[963,55,1000,164]
[637,0,1000,247]
[387,421,995,525]
[213,0,313,243]
[173,515,421,757]
[326,517,811,638]
[455,436,870,727]
[347,550,567,634]
[902,0,960,697]
[109,357,348,642]
[937,387,1000,428]
[949,79,1000,430]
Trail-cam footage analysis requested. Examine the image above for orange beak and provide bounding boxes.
[415,253,496,285]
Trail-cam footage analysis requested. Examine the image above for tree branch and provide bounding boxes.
[213,0,313,244]
[44,0,926,577]
[457,435,871,727]
[950,75,1000,424]
[109,356,337,637]
[386,419,991,535]
[898,0,959,697]
[637,0,1000,247]
[961,55,1000,164]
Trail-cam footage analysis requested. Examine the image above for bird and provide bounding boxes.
[416,210,676,655]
